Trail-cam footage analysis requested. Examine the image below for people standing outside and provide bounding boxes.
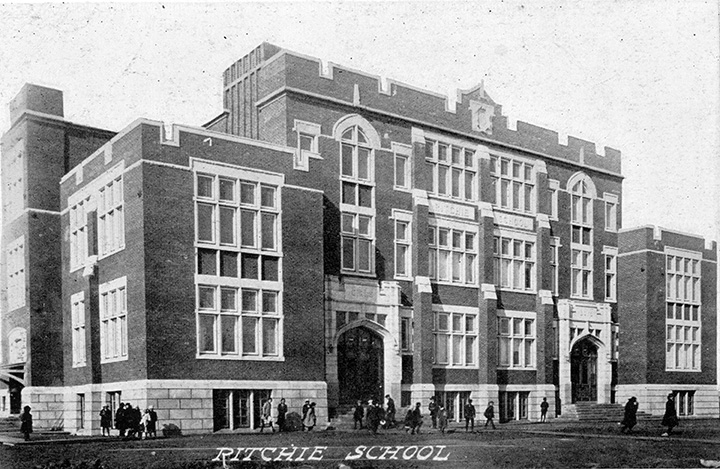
[540,397,549,423]
[260,397,275,433]
[366,399,382,435]
[141,409,152,439]
[303,402,317,431]
[147,405,158,438]
[385,395,396,429]
[484,401,496,429]
[301,399,310,431]
[100,405,113,436]
[661,393,678,436]
[620,397,639,433]
[428,396,438,429]
[438,405,448,433]
[353,400,365,430]
[276,398,288,432]
[464,399,476,432]
[20,406,32,441]
[115,402,127,438]
[409,402,423,434]
[127,405,142,439]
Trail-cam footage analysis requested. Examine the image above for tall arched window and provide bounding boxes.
[569,173,596,299]
[335,116,378,274]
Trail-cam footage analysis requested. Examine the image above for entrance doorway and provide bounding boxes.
[337,327,383,406]
[571,338,598,402]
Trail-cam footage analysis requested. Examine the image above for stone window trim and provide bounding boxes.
[392,142,412,192]
[391,210,413,280]
[6,236,26,312]
[548,179,560,220]
[293,119,322,172]
[99,276,128,364]
[568,172,595,300]
[428,217,478,287]
[424,133,478,203]
[603,192,619,232]
[432,304,478,369]
[497,309,536,370]
[71,291,87,368]
[490,151,537,215]
[665,247,702,373]
[493,228,536,294]
[603,246,618,303]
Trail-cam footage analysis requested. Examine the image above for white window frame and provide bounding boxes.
[71,291,86,367]
[424,134,477,202]
[428,218,478,286]
[3,140,24,222]
[603,246,617,302]
[550,236,560,296]
[393,142,412,191]
[604,193,618,232]
[99,276,128,364]
[69,197,90,271]
[432,305,478,368]
[338,124,376,275]
[490,152,536,214]
[570,174,595,300]
[400,316,413,354]
[193,160,285,361]
[6,236,25,311]
[97,175,125,258]
[548,179,559,220]
[665,248,702,372]
[497,310,536,370]
[493,229,536,293]
[392,210,412,279]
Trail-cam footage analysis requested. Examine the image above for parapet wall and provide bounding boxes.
[223,42,621,175]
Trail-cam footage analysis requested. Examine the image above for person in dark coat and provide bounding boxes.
[408,402,423,434]
[276,398,288,432]
[385,395,396,428]
[301,399,310,431]
[115,402,127,437]
[484,401,496,429]
[353,400,365,429]
[428,397,438,429]
[147,405,158,438]
[661,393,679,436]
[540,397,550,423]
[126,404,142,439]
[366,399,382,435]
[465,399,476,432]
[20,406,32,441]
[438,405,448,433]
[100,405,113,436]
[620,397,639,433]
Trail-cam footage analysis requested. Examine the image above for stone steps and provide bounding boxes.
[560,403,652,422]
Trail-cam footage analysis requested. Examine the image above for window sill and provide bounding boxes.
[497,287,537,295]
[431,280,479,288]
[496,367,537,371]
[101,356,129,365]
[664,368,702,373]
[196,354,285,362]
[393,186,412,193]
[341,270,376,279]
[432,365,478,370]
[98,246,125,261]
[72,362,87,369]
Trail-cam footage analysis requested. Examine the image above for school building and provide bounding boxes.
[0,43,716,434]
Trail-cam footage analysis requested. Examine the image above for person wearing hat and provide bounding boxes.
[620,397,639,433]
[301,399,310,431]
[147,405,158,438]
[662,393,679,436]
[20,405,32,441]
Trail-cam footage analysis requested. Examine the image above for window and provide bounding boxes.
[394,215,412,278]
[493,233,535,292]
[401,317,413,353]
[195,173,281,281]
[428,224,477,285]
[425,139,476,201]
[340,125,375,274]
[98,175,124,257]
[604,193,618,232]
[674,391,695,416]
[499,391,530,422]
[194,163,284,360]
[570,176,594,299]
[490,155,535,213]
[7,237,25,311]
[433,310,477,367]
[498,312,536,369]
[100,277,128,363]
[604,247,617,302]
[394,152,410,190]
[69,198,89,270]
[197,286,280,357]
[550,237,560,296]
[3,140,24,221]
[548,180,559,219]
[665,251,701,371]
[435,391,471,422]
[71,292,86,367]
[78,394,86,430]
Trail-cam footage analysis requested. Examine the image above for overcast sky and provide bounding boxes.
[1,1,718,242]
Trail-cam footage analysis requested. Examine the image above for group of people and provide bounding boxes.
[427,397,497,433]
[108,403,157,439]
[353,395,397,434]
[258,397,318,432]
[619,393,679,437]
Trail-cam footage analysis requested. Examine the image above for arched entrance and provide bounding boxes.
[571,338,598,402]
[337,326,384,406]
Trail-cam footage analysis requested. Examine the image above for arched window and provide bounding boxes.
[334,116,378,274]
[568,173,596,299]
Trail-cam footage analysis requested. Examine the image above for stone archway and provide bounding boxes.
[337,326,384,406]
[570,338,598,403]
